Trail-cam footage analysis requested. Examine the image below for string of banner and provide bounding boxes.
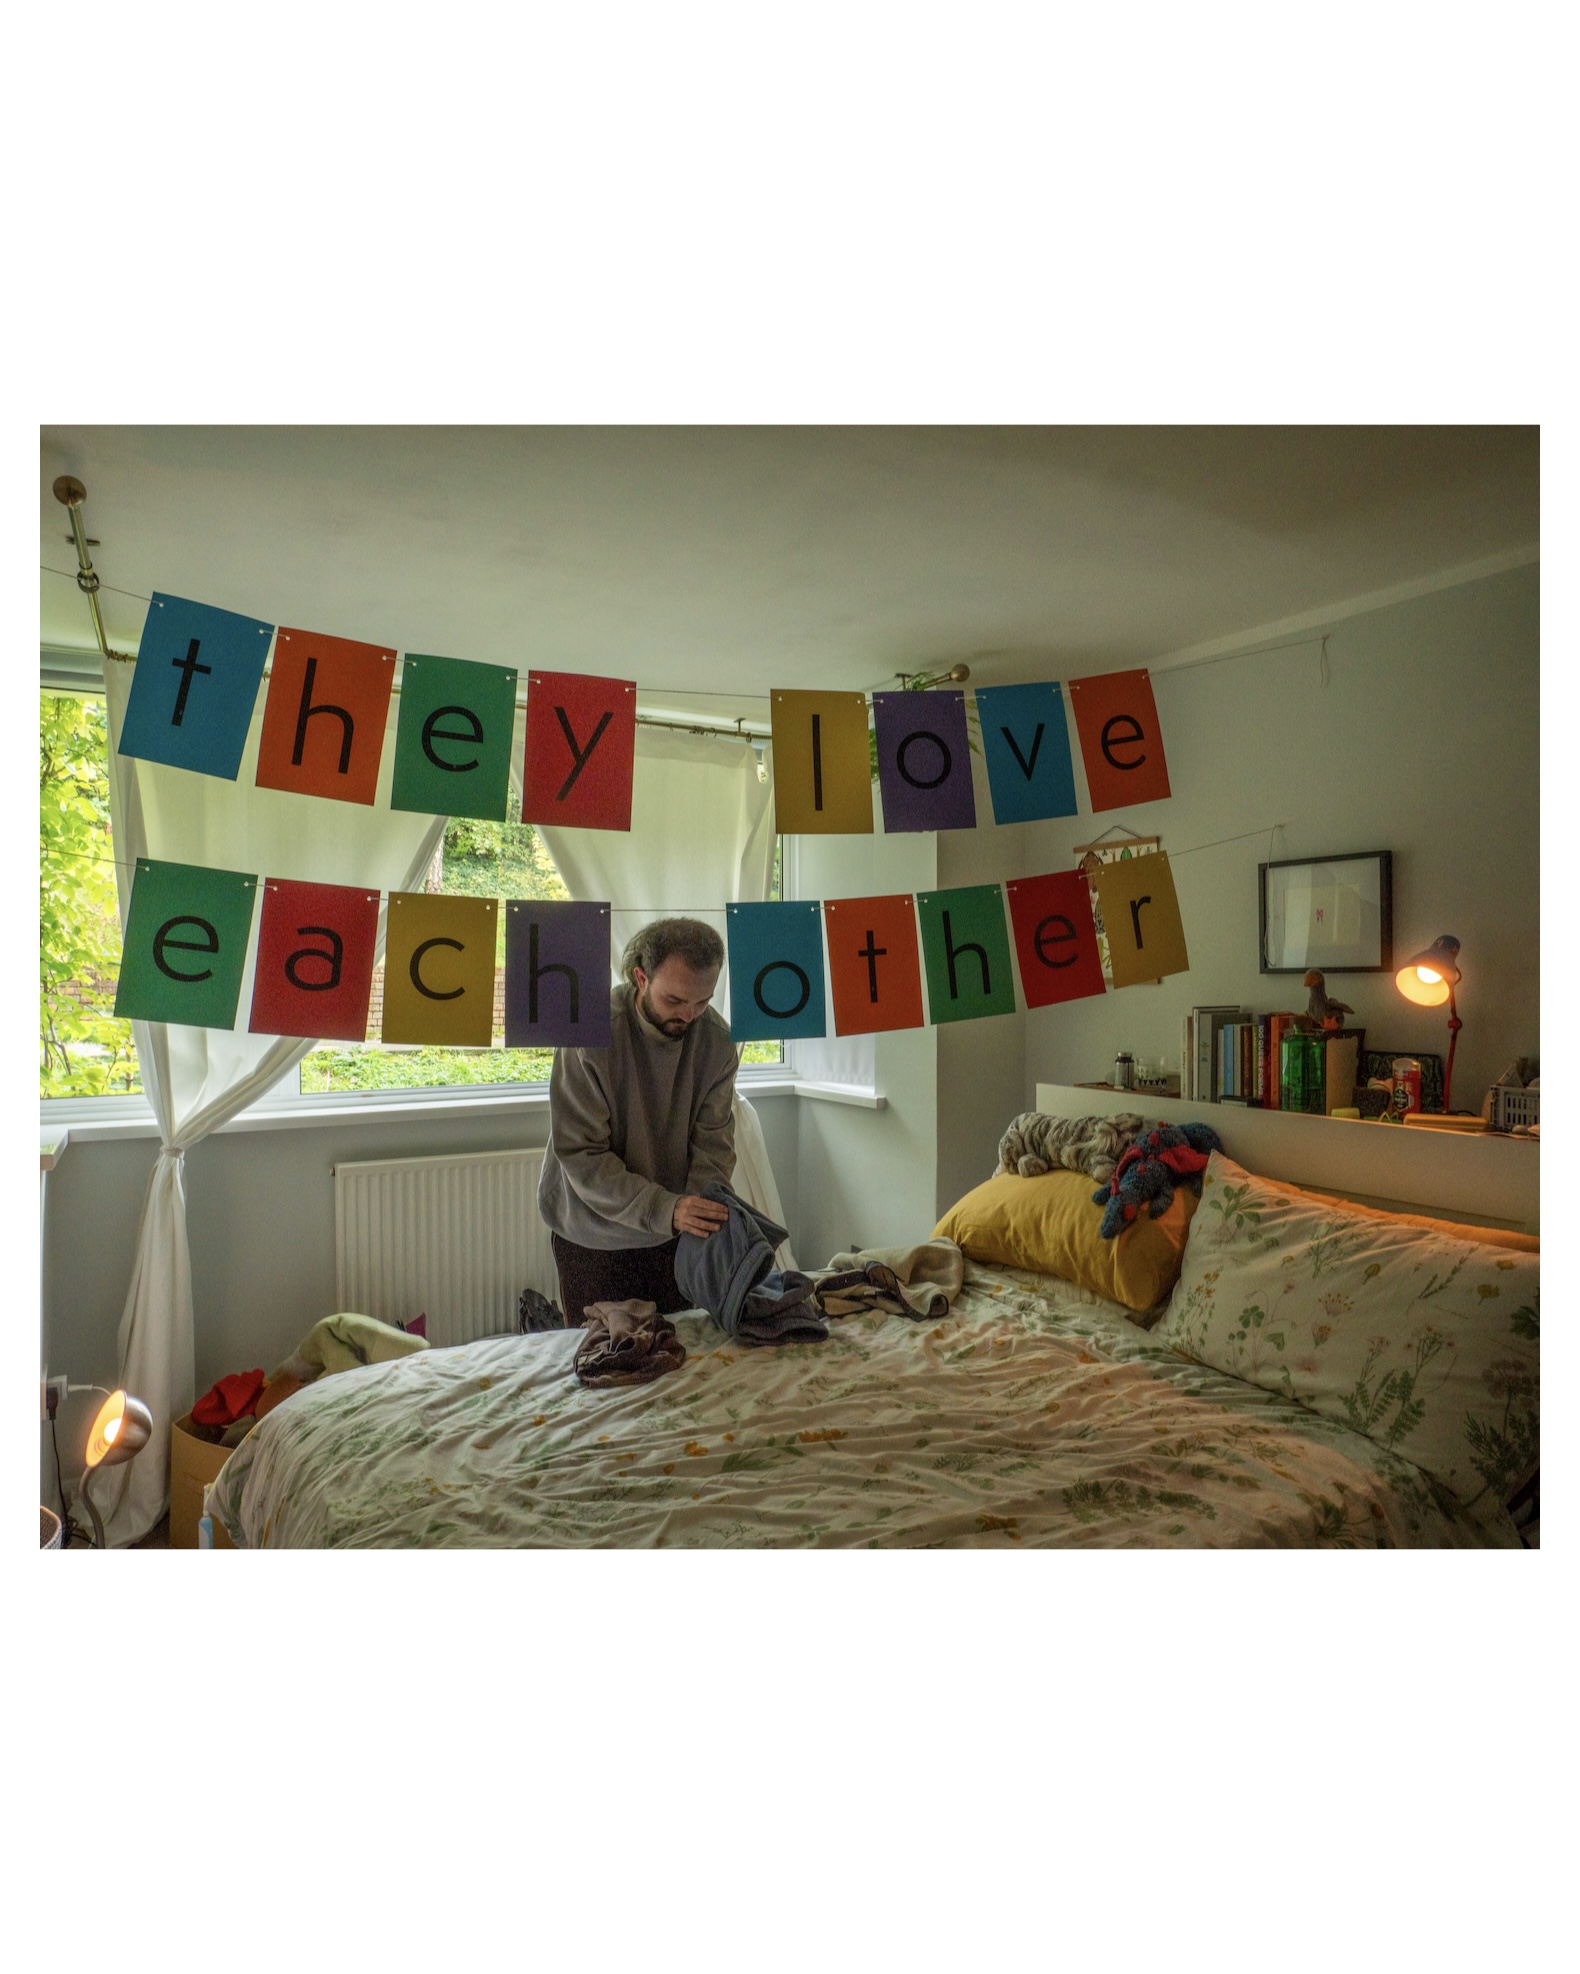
[110,591,1190,1046]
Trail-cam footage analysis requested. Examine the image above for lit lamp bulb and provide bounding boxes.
[1397,961,1449,1006]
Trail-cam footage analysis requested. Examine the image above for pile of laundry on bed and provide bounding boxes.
[572,1183,969,1390]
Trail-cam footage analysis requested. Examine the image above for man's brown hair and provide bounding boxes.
[621,916,725,987]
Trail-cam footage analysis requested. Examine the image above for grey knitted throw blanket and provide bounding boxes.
[994,1111,1145,1184]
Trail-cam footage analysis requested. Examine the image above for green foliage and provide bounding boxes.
[40,695,141,1096]
[303,1037,781,1092]
[439,816,568,904]
[301,1046,557,1092]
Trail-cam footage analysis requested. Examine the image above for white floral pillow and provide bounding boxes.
[1154,1152,1539,1527]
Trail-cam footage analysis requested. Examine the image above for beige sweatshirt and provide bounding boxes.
[536,983,738,1249]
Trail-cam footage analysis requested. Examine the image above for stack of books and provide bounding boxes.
[1180,1004,1360,1110]
[1181,1006,1242,1104]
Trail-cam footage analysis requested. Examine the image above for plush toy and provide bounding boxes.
[1299,969,1353,1031]
[995,1110,1145,1183]
[1091,1122,1223,1239]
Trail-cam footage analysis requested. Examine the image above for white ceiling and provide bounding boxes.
[40,426,1538,720]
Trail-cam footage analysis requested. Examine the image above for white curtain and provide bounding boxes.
[537,725,794,1262]
[98,658,446,1545]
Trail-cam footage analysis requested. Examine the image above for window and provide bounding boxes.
[300,818,786,1093]
[300,815,571,1094]
[39,689,784,1110]
[40,692,141,1098]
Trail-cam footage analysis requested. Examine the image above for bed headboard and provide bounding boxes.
[1032,1083,1539,1235]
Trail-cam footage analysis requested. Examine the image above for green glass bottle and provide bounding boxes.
[1280,1031,1325,1114]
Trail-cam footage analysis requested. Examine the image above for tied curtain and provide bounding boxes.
[99,657,446,1546]
[534,723,794,1261]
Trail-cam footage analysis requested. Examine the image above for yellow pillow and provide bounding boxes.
[933,1169,1199,1317]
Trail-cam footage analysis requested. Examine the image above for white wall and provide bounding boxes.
[1021,565,1539,1106]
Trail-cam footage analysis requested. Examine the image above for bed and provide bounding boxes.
[207,1251,1523,1549]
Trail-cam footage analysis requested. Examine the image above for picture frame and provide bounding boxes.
[1259,850,1393,974]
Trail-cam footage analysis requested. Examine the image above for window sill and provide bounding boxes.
[39,1070,862,1149]
[790,1081,887,1110]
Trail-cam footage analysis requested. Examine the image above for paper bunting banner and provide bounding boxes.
[390,654,518,821]
[725,901,828,1041]
[871,689,976,832]
[1067,669,1171,811]
[114,857,259,1029]
[255,629,397,806]
[769,690,874,835]
[915,885,1017,1024]
[1088,850,1189,987]
[823,894,925,1036]
[521,671,638,832]
[380,892,499,1045]
[248,878,382,1041]
[118,593,275,780]
[975,682,1079,826]
[503,899,613,1048]
[1004,871,1107,1008]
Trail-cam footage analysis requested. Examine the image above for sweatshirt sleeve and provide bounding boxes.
[683,1037,738,1195]
[547,1048,681,1241]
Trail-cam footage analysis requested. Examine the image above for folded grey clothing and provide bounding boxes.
[735,1269,829,1345]
[809,1239,965,1320]
[573,1298,688,1388]
[675,1181,802,1340]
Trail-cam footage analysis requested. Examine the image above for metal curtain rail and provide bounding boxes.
[51,479,133,663]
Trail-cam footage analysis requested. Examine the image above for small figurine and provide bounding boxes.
[1301,968,1353,1031]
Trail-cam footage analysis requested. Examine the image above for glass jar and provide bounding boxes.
[1280,1031,1325,1114]
[1113,1052,1136,1090]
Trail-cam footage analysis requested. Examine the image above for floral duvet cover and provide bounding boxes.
[208,1260,1518,1548]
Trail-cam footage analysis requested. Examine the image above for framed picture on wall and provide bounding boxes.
[1259,850,1393,973]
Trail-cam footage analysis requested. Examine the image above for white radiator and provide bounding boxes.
[334,1148,558,1348]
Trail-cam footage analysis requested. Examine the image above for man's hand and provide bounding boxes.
[673,1194,730,1238]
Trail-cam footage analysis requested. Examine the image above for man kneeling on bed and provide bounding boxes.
[537,916,736,1326]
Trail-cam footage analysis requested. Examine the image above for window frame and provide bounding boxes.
[39,671,798,1130]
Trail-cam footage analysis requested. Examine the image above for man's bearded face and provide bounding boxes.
[634,958,719,1037]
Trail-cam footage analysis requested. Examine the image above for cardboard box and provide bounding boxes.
[170,1414,234,1549]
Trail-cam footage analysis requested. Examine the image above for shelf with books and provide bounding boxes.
[1182,1002,1364,1115]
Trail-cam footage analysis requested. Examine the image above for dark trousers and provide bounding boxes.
[551,1233,689,1326]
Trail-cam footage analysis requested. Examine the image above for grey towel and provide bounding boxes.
[573,1299,688,1388]
[675,1184,826,1344]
